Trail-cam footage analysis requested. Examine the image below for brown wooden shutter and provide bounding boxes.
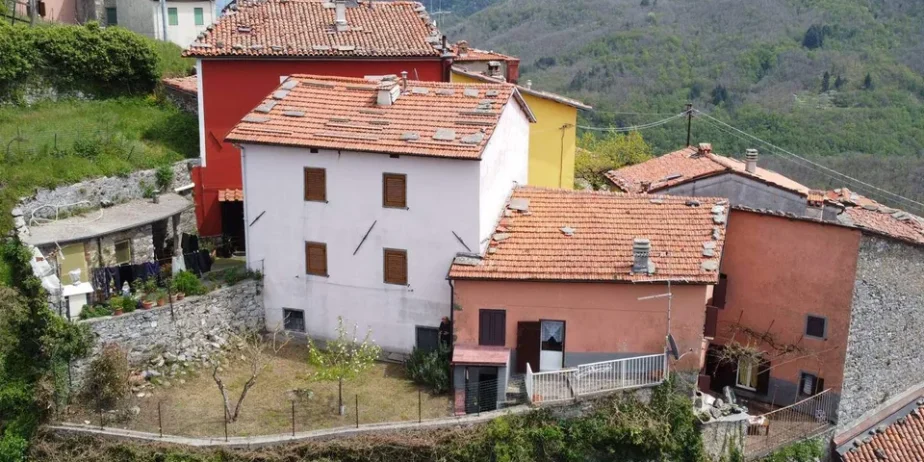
[383,173,406,208]
[479,309,506,346]
[383,249,407,285]
[304,168,326,202]
[305,242,327,276]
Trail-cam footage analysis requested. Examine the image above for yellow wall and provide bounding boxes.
[60,243,89,283]
[452,72,578,189]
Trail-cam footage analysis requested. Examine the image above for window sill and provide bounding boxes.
[306,273,329,278]
[383,205,409,210]
[305,200,329,204]
[736,384,757,392]
[384,282,408,287]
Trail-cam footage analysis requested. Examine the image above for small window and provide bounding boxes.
[283,309,305,332]
[105,7,117,25]
[168,7,178,26]
[805,315,827,339]
[799,372,824,397]
[416,326,439,353]
[194,7,204,25]
[479,309,506,346]
[304,242,328,276]
[383,248,407,285]
[540,320,565,352]
[114,240,131,265]
[383,173,407,208]
[304,167,326,202]
[736,357,759,391]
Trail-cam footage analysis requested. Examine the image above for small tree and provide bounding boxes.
[307,317,382,415]
[212,330,290,423]
[821,71,830,92]
[863,72,873,90]
[83,343,130,410]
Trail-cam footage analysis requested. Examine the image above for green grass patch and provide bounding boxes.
[149,39,194,79]
[0,97,197,231]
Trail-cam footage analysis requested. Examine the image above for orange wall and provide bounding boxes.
[453,280,712,370]
[714,210,861,393]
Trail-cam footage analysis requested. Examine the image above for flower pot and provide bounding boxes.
[177,292,185,301]
[169,294,178,302]
[142,300,154,310]
[114,308,124,316]
[156,298,166,307]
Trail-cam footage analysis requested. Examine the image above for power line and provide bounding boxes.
[577,112,686,132]
[695,110,924,212]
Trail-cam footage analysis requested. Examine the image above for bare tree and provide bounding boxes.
[212,329,290,423]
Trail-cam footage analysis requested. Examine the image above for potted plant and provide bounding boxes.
[123,295,137,313]
[155,289,167,307]
[111,297,124,316]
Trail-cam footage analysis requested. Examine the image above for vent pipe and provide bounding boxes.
[745,149,759,174]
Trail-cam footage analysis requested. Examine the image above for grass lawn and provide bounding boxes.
[0,97,197,231]
[63,343,452,437]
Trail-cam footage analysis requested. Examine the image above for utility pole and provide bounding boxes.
[685,103,693,147]
[160,0,168,42]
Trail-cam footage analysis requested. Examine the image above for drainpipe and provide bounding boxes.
[240,145,252,271]
[448,278,455,392]
[160,0,169,42]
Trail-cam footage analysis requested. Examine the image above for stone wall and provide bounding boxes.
[17,160,194,222]
[71,280,264,386]
[698,415,748,461]
[838,235,924,432]
[163,86,198,115]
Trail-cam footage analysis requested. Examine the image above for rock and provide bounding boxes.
[100,198,114,208]
[13,216,25,228]
[129,406,141,416]
[11,207,23,217]
[84,420,91,425]
[150,356,165,368]
[178,354,187,362]
[142,370,161,379]
[164,352,178,364]
[136,392,146,398]
[179,379,186,385]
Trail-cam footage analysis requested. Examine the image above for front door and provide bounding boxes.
[539,320,565,371]
[516,322,540,373]
[464,367,499,414]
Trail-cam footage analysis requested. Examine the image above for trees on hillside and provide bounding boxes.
[575,131,652,190]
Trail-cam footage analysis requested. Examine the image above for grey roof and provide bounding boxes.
[24,194,193,246]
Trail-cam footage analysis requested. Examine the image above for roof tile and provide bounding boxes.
[842,406,924,462]
[448,186,728,283]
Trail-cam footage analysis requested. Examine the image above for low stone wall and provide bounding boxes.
[699,415,747,461]
[71,280,264,386]
[16,160,194,223]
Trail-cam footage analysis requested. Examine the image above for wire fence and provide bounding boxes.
[743,389,837,460]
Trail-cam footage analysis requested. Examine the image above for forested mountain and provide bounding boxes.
[442,0,924,212]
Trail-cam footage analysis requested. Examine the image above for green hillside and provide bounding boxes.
[443,0,924,212]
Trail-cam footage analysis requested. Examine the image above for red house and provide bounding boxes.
[183,0,450,239]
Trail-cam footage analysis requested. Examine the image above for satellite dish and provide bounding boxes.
[667,334,680,360]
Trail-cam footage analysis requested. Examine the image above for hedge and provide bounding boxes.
[0,22,159,101]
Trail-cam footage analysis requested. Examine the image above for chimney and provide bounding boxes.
[456,40,469,55]
[805,190,825,220]
[334,0,348,32]
[632,238,654,274]
[745,149,759,174]
[697,142,712,155]
[400,70,408,91]
[526,79,532,89]
[639,181,651,193]
[377,77,400,106]
[487,61,504,80]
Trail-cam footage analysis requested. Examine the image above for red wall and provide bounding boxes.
[195,58,445,235]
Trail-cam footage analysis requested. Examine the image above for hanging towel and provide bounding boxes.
[172,255,186,275]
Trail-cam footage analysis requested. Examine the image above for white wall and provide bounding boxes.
[478,100,530,251]
[242,145,482,353]
[153,0,215,47]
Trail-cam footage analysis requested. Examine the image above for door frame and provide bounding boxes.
[539,319,566,370]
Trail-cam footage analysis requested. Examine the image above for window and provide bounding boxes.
[712,273,728,308]
[736,357,759,391]
[114,240,131,265]
[383,173,407,208]
[105,7,117,25]
[194,7,204,25]
[167,7,178,26]
[304,242,328,276]
[479,309,506,346]
[540,320,565,352]
[283,309,305,332]
[416,326,440,353]
[304,167,326,202]
[805,315,827,339]
[383,249,407,285]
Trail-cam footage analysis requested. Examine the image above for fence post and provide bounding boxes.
[158,401,163,438]
[223,411,228,442]
[355,395,359,428]
[291,401,295,437]
[418,390,422,424]
[98,395,103,430]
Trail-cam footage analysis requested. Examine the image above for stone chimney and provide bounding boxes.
[697,143,712,155]
[805,190,825,220]
[632,238,654,274]
[488,61,504,80]
[334,0,348,32]
[456,40,469,56]
[377,76,400,106]
[745,149,759,174]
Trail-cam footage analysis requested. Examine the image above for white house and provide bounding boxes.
[105,0,215,48]
[226,74,534,353]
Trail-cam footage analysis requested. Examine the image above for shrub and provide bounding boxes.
[155,164,173,191]
[83,344,129,409]
[405,343,450,394]
[174,270,205,296]
[78,304,112,320]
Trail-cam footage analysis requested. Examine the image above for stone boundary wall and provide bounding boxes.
[16,160,195,223]
[71,280,264,386]
[838,235,924,432]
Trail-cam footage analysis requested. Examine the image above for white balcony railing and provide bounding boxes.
[525,353,667,404]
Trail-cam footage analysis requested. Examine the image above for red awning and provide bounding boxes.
[451,344,510,366]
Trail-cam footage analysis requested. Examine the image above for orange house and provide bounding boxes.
[447,187,729,413]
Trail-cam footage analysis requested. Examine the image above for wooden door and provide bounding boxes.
[516,322,540,373]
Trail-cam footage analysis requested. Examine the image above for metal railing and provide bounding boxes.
[525,354,667,404]
[743,389,837,460]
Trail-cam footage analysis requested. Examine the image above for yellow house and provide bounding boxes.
[451,67,591,189]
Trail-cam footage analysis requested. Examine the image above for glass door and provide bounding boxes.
[539,320,565,371]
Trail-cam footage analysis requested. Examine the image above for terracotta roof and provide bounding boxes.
[604,144,814,197]
[451,67,591,110]
[225,74,534,160]
[841,403,924,462]
[830,188,924,246]
[449,186,728,283]
[162,76,198,95]
[451,344,510,365]
[218,189,244,202]
[184,0,442,58]
[450,41,516,62]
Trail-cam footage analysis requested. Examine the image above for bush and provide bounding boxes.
[405,343,450,394]
[78,304,112,320]
[82,344,129,410]
[174,270,205,296]
[155,164,173,191]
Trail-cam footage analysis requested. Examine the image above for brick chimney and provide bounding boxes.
[456,40,469,56]
[632,238,654,274]
[745,149,759,174]
[334,0,348,32]
[697,143,712,155]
